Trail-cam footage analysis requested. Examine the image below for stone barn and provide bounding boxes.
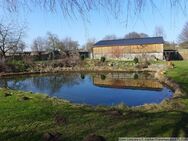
[92,37,164,60]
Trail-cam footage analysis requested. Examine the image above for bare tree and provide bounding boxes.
[83,38,95,52]
[46,32,61,51]
[139,33,149,38]
[0,1,122,17]
[9,41,26,60]
[31,33,79,53]
[17,41,26,52]
[125,32,149,39]
[1,1,187,19]
[103,35,117,40]
[179,41,188,49]
[153,26,166,38]
[55,41,65,52]
[164,41,176,50]
[0,22,25,59]
[45,32,63,60]
[179,22,188,44]
[62,37,79,51]
[31,37,47,51]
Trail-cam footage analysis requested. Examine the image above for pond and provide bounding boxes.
[0,72,173,106]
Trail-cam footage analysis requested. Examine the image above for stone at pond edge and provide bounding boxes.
[83,134,106,141]
[21,96,31,101]
[43,132,62,141]
[105,110,123,117]
[167,61,175,69]
[173,88,184,98]
[54,115,67,125]
[4,93,12,97]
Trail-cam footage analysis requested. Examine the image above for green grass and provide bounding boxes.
[81,59,135,69]
[166,61,188,94]
[1,60,188,140]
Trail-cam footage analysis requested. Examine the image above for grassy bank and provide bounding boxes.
[0,92,188,140]
[1,61,188,141]
[166,61,188,94]
[0,59,162,77]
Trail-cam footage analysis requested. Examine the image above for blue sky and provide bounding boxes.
[0,0,188,50]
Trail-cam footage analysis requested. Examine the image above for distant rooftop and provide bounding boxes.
[94,37,164,47]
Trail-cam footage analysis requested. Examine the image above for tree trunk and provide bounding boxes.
[0,52,6,63]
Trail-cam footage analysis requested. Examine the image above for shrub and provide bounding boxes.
[80,74,85,79]
[101,74,106,80]
[167,61,175,69]
[133,73,139,79]
[50,57,80,68]
[100,56,106,62]
[136,63,149,69]
[80,55,85,61]
[144,60,151,66]
[133,57,139,64]
[7,60,29,72]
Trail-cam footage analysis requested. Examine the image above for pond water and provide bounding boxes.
[0,72,173,106]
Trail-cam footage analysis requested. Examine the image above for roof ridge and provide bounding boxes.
[98,36,163,42]
[94,36,164,47]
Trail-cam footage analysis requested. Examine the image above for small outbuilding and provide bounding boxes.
[164,49,180,61]
[92,37,164,60]
[78,50,90,58]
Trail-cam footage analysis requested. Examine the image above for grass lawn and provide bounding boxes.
[0,60,188,141]
[166,61,188,94]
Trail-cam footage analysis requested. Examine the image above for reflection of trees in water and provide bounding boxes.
[0,72,159,95]
[0,79,8,88]
[31,73,82,95]
[0,76,33,90]
[0,73,83,96]
[0,77,27,89]
[80,74,85,79]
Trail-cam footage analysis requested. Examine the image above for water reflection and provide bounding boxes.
[0,72,173,106]
[93,73,163,90]
[31,74,82,95]
[1,73,83,95]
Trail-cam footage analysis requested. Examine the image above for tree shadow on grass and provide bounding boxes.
[171,112,188,137]
[0,130,41,141]
[122,111,188,137]
[1,105,188,140]
[75,106,188,138]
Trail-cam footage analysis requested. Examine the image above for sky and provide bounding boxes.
[0,0,188,50]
